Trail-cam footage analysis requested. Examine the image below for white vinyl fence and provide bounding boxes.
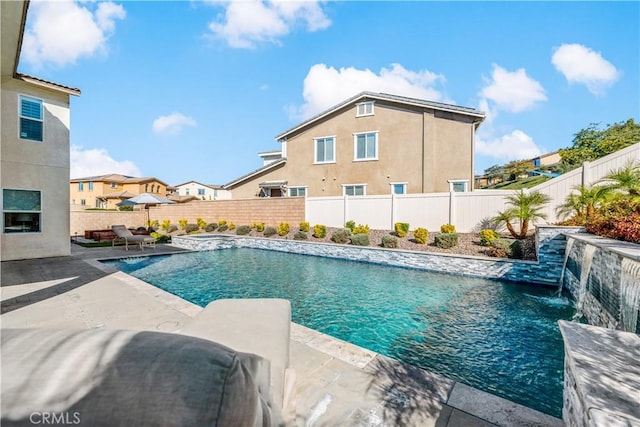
[305,143,640,232]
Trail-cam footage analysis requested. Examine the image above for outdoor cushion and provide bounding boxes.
[1,328,281,427]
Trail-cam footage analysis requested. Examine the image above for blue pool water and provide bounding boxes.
[105,248,575,417]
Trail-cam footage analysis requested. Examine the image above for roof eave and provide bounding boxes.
[223,159,287,189]
[17,73,81,96]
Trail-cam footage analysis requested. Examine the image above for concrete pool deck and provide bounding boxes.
[1,243,563,427]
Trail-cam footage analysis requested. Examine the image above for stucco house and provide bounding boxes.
[173,180,231,200]
[1,1,81,261]
[224,92,485,198]
[69,174,170,209]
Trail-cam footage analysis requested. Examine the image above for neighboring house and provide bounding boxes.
[224,92,485,198]
[1,1,81,261]
[531,151,561,169]
[69,174,169,209]
[174,180,231,200]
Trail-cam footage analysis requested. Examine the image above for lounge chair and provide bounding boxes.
[111,225,156,251]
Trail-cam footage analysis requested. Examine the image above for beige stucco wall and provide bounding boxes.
[1,78,72,261]
[229,101,476,197]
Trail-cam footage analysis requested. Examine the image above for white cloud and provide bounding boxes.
[207,0,330,49]
[479,64,547,113]
[70,145,141,179]
[292,63,448,120]
[22,0,125,68]
[476,130,543,163]
[152,113,197,135]
[552,43,619,95]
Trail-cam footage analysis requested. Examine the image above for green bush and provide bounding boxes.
[150,232,170,243]
[490,238,523,259]
[330,228,352,244]
[161,219,171,231]
[255,222,265,232]
[229,222,235,230]
[299,222,310,232]
[313,224,326,238]
[119,205,133,211]
[178,219,188,230]
[435,233,458,249]
[166,224,178,233]
[293,231,308,240]
[185,223,199,233]
[413,228,429,244]
[345,220,356,232]
[440,224,456,234]
[353,224,370,234]
[196,217,207,229]
[205,222,218,232]
[381,235,399,248]
[236,225,251,235]
[217,224,229,232]
[350,233,370,246]
[277,222,290,236]
[218,219,227,226]
[264,226,277,237]
[479,229,499,246]
[394,222,410,238]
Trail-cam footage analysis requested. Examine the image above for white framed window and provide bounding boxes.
[3,189,42,233]
[88,182,94,191]
[314,136,335,164]
[354,131,378,161]
[80,199,86,206]
[343,184,366,196]
[95,199,101,208]
[19,95,43,142]
[198,188,205,196]
[448,180,469,192]
[185,188,190,195]
[356,101,374,117]
[390,182,407,195]
[288,187,307,197]
[78,182,84,192]
[110,182,118,189]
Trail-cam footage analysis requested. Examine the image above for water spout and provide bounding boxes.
[572,245,596,321]
[557,238,575,296]
[619,258,640,333]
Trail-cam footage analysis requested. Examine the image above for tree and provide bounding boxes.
[559,119,640,170]
[555,185,610,221]
[601,161,640,198]
[493,190,551,239]
[503,159,532,181]
[484,164,506,183]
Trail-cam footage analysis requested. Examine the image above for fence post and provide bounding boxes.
[582,161,591,186]
[343,195,348,226]
[390,193,396,229]
[449,191,456,225]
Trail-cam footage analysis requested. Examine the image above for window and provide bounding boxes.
[314,136,335,164]
[356,101,374,117]
[3,189,41,233]
[145,184,148,192]
[288,187,307,197]
[88,182,94,191]
[78,182,84,191]
[343,184,366,196]
[80,199,86,206]
[198,188,205,196]
[110,182,117,189]
[95,200,101,208]
[354,132,378,161]
[151,184,155,193]
[448,180,469,192]
[390,183,407,195]
[185,188,190,195]
[19,95,43,142]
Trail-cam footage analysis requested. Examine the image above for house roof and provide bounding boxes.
[167,194,199,203]
[258,150,282,157]
[101,191,137,200]
[223,158,287,189]
[17,73,81,96]
[275,91,485,141]
[173,180,223,190]
[70,173,169,186]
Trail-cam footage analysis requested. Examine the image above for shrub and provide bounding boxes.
[149,220,159,229]
[330,228,352,244]
[218,219,227,226]
[178,219,188,230]
[435,233,458,249]
[277,222,290,236]
[150,232,170,243]
[255,222,265,232]
[345,220,356,232]
[166,224,178,233]
[440,224,456,234]
[489,238,523,259]
[196,217,207,230]
[160,219,171,231]
[381,235,399,248]
[205,222,218,232]
[350,233,370,246]
[229,222,235,230]
[299,222,310,232]
[313,224,326,238]
[293,231,308,240]
[479,229,499,246]
[217,224,229,232]
[185,223,199,233]
[394,222,410,238]
[413,228,429,244]
[119,205,133,211]
[236,225,251,235]
[353,224,370,234]
[264,226,277,237]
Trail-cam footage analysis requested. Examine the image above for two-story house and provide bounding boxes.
[70,174,170,209]
[1,1,81,261]
[224,92,485,198]
[173,181,231,200]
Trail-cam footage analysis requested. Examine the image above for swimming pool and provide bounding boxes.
[104,248,575,417]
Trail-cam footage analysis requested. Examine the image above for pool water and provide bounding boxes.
[105,248,575,417]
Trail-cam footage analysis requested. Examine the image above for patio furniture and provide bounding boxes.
[111,224,156,251]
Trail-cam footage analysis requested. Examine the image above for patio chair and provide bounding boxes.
[111,225,156,251]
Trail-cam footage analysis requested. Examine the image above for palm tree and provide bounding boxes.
[494,190,551,239]
[601,161,640,198]
[555,185,610,221]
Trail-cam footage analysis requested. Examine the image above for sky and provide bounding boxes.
[19,0,640,186]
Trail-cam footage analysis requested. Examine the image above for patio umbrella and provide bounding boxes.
[117,193,175,227]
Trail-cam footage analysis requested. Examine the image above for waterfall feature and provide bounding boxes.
[557,238,574,296]
[619,258,640,333]
[572,245,596,321]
